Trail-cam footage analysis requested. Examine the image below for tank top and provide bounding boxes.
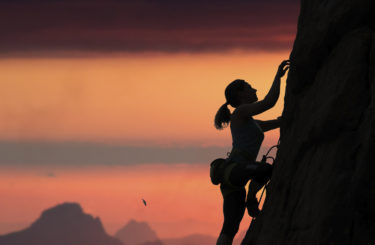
[229,117,264,164]
[219,117,264,197]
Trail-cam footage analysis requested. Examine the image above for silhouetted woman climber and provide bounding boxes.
[214,60,290,245]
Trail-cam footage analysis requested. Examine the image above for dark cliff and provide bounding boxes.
[243,1,375,244]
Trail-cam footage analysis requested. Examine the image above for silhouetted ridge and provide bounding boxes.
[115,219,159,245]
[0,202,123,245]
[31,202,103,232]
[139,240,164,245]
[161,233,216,245]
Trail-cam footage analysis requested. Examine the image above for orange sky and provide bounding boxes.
[0,51,288,146]
[0,51,287,238]
[0,163,269,239]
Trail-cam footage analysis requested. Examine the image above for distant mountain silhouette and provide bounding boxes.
[115,219,159,245]
[161,233,216,245]
[138,240,164,245]
[0,202,123,245]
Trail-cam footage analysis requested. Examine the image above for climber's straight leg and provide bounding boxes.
[216,233,233,245]
[219,187,246,243]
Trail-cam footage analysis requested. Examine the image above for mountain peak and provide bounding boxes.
[39,202,84,219]
[30,202,102,232]
[115,219,159,245]
[0,202,123,245]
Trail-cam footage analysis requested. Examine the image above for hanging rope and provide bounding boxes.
[252,140,280,220]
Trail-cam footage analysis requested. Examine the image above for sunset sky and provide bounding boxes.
[0,0,300,240]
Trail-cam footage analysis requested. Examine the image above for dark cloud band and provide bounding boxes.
[0,0,299,56]
[0,141,232,165]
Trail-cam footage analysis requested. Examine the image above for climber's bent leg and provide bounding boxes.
[229,161,273,187]
[247,179,263,196]
[251,163,273,185]
[246,180,264,217]
[227,162,272,218]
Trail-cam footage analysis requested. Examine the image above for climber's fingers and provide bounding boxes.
[280,60,290,66]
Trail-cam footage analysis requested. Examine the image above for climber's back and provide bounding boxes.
[229,116,264,163]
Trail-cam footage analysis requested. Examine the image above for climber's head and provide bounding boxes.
[214,79,258,130]
[225,79,258,107]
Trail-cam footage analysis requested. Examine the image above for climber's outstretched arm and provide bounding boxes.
[233,60,290,119]
[255,118,281,132]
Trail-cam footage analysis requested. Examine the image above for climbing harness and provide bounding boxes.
[210,139,281,216]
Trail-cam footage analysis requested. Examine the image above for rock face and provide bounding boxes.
[243,1,375,245]
[115,219,159,245]
[0,203,123,245]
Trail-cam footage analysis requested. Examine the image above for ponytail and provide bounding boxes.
[214,102,231,130]
[214,79,246,129]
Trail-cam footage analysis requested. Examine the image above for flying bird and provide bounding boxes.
[142,199,147,206]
